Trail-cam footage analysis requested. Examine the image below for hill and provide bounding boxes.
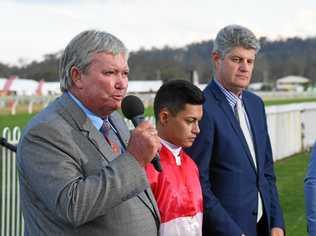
[1,37,316,84]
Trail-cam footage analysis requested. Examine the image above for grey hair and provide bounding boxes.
[59,30,128,92]
[212,24,260,58]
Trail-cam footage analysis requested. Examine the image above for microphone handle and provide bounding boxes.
[0,137,17,153]
[131,115,145,127]
[131,115,162,172]
[151,155,162,172]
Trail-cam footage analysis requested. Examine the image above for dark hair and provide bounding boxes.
[154,80,205,120]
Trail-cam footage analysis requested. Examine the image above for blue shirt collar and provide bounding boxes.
[67,92,104,130]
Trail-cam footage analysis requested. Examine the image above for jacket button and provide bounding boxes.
[252,211,257,216]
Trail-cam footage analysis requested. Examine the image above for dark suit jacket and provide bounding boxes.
[17,93,160,236]
[186,80,285,235]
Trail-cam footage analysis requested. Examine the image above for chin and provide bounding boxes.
[112,103,122,111]
[240,80,251,87]
[182,142,193,148]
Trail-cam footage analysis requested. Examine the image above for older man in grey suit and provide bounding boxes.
[17,30,161,235]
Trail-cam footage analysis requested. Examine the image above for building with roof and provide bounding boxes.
[276,75,310,92]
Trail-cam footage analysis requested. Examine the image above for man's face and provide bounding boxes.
[213,46,256,95]
[71,52,129,118]
[158,104,203,148]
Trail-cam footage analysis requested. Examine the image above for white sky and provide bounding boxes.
[0,0,316,66]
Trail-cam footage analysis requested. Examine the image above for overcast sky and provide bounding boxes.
[0,0,316,66]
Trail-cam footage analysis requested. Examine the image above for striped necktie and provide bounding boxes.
[235,98,263,222]
[101,119,122,156]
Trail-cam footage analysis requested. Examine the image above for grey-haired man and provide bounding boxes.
[17,30,160,236]
[186,25,285,236]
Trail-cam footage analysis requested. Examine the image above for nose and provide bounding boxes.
[193,122,200,134]
[239,60,249,72]
[115,73,128,89]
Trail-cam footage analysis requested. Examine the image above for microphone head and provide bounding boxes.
[121,95,145,119]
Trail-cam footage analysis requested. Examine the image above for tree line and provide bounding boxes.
[1,37,316,85]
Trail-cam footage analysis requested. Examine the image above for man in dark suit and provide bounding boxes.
[186,25,285,236]
[17,30,160,235]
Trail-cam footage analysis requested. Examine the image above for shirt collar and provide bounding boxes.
[214,79,243,110]
[160,138,182,165]
[67,91,103,130]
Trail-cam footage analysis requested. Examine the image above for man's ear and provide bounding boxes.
[212,52,221,68]
[158,108,170,126]
[70,66,83,89]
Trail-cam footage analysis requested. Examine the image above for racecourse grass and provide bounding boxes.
[264,97,316,106]
[0,113,36,132]
[275,152,309,236]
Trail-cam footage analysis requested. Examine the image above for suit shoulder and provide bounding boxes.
[110,111,129,128]
[244,90,261,99]
[202,86,217,104]
[110,110,125,121]
[23,100,62,133]
[244,90,264,104]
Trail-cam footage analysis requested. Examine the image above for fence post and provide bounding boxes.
[1,126,23,236]
[28,100,34,114]
[301,108,305,152]
[10,99,18,115]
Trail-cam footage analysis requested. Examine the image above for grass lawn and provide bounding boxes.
[0,113,36,134]
[275,152,309,235]
[264,97,316,106]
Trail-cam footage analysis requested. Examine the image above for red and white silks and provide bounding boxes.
[146,145,203,236]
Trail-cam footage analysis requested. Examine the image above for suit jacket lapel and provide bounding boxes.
[109,112,130,149]
[210,81,239,131]
[85,125,116,162]
[57,93,115,162]
[210,81,257,172]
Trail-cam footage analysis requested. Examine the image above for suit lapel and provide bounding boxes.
[108,112,130,149]
[210,81,239,132]
[209,81,257,172]
[57,93,115,162]
[85,125,116,162]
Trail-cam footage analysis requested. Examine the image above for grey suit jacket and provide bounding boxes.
[17,93,160,236]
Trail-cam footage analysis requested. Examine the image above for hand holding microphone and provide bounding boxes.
[121,95,162,172]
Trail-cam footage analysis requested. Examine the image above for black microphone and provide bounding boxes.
[121,95,162,172]
[0,137,17,153]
